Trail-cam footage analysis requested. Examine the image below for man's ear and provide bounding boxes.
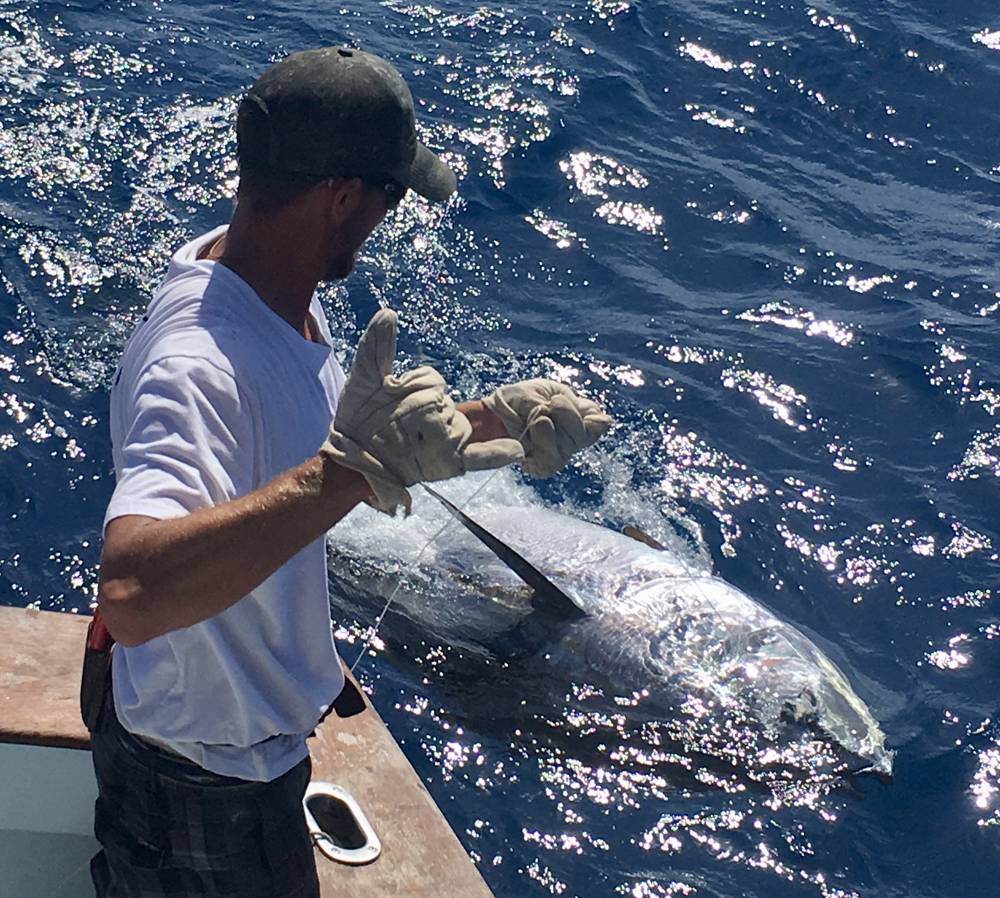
[324,176,366,224]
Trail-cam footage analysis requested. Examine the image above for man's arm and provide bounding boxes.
[98,456,370,647]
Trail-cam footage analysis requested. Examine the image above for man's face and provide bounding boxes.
[323,181,393,281]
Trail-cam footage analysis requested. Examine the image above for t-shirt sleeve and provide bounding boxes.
[104,356,255,530]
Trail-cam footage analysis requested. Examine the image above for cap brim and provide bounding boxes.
[402,142,457,202]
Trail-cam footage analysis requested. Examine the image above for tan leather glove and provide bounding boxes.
[482,379,613,478]
[321,309,524,515]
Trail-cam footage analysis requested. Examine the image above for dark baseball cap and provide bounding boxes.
[237,46,456,201]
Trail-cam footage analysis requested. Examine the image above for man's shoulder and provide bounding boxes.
[116,309,254,407]
[124,268,263,378]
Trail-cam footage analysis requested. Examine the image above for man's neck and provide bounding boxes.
[215,204,323,340]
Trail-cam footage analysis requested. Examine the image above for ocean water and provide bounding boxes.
[1,1,999,896]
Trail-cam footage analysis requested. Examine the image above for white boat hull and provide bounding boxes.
[0,742,98,898]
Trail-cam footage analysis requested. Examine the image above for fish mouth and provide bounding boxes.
[776,683,894,781]
[846,747,895,783]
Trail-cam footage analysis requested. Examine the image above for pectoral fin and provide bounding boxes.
[421,485,586,620]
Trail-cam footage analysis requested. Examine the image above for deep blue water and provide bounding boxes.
[1,1,999,896]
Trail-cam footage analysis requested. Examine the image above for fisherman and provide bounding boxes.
[90,46,611,897]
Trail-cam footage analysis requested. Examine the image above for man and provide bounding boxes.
[92,46,611,897]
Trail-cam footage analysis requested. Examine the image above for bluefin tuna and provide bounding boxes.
[330,485,893,780]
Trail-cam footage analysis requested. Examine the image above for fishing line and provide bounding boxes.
[348,438,521,674]
[344,423,726,674]
[345,301,520,674]
[345,440,746,684]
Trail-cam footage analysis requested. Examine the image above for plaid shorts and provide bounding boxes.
[89,692,320,898]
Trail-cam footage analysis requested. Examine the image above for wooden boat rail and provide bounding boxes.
[0,605,495,898]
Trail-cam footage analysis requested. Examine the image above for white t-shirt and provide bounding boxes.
[105,225,347,782]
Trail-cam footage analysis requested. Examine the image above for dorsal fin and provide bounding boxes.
[421,485,586,619]
[623,525,666,551]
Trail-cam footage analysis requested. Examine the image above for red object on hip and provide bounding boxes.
[81,606,115,731]
[87,606,114,652]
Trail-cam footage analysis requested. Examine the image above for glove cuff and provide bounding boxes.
[320,430,412,516]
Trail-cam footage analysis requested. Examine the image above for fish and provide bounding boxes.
[329,486,894,781]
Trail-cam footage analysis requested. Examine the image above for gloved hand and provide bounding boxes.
[482,379,613,478]
[321,309,524,515]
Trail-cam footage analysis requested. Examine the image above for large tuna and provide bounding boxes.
[329,482,893,780]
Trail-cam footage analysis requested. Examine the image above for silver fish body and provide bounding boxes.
[332,498,893,778]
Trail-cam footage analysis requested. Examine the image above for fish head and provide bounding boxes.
[630,576,894,778]
[751,653,894,779]
[804,660,894,778]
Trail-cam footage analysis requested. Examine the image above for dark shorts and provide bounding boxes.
[89,695,320,898]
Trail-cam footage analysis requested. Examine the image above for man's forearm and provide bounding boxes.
[459,399,508,442]
[98,456,371,646]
